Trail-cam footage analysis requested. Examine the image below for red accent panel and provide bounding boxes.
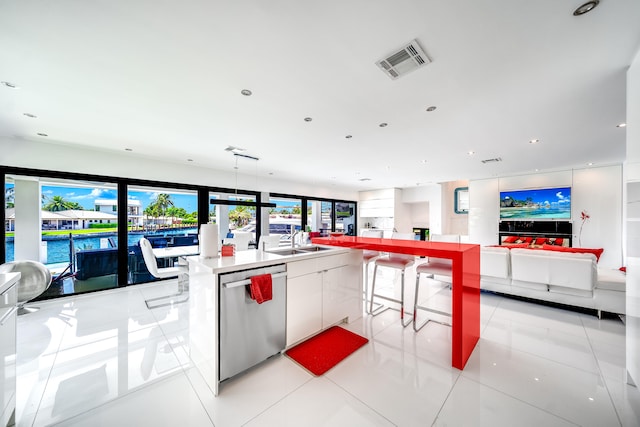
[312,236,481,370]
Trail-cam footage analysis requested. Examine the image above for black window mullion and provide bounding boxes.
[117,181,128,287]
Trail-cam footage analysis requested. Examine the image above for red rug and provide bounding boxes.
[285,326,369,376]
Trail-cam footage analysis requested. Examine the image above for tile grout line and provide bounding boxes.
[578,314,624,427]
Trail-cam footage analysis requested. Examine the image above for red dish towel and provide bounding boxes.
[249,274,272,304]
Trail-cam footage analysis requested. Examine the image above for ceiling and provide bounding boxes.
[1,1,639,191]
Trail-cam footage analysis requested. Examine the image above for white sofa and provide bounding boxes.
[480,247,626,315]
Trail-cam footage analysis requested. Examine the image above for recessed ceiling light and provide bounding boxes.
[187,158,193,162]
[588,162,594,166]
[573,1,599,16]
[467,151,475,155]
[535,169,539,172]
[23,113,37,118]
[1,81,19,89]
[240,89,252,96]
[379,122,388,127]
[529,139,540,144]
[124,148,133,151]
[358,178,372,182]
[345,135,352,139]
[37,132,48,137]
[617,123,627,128]
[421,159,428,164]
[426,106,436,112]
[304,117,312,122]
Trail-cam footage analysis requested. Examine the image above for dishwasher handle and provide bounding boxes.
[222,272,287,289]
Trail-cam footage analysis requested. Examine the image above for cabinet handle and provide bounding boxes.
[0,282,16,297]
[0,306,17,326]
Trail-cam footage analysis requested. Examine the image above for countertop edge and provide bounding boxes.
[0,272,21,294]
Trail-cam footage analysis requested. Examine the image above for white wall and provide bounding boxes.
[440,180,469,236]
[0,137,358,201]
[626,47,640,387]
[401,184,442,234]
[468,165,623,269]
[468,178,500,245]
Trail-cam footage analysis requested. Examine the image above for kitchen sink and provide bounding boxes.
[296,245,333,252]
[266,245,334,256]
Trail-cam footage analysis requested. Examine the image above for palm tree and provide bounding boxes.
[229,205,252,227]
[147,193,173,228]
[43,195,69,211]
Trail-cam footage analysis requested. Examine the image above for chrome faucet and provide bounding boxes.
[291,230,302,248]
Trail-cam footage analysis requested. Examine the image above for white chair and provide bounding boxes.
[258,235,282,251]
[140,237,188,309]
[369,232,415,327]
[361,229,383,313]
[224,231,252,251]
[413,234,460,331]
[0,260,52,315]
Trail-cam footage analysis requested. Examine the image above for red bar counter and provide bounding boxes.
[312,235,480,370]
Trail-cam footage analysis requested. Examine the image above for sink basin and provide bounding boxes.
[296,245,333,252]
[266,245,334,256]
[265,248,307,256]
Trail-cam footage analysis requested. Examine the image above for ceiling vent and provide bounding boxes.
[481,157,502,164]
[376,39,431,80]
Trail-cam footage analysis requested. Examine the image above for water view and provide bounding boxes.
[5,228,198,264]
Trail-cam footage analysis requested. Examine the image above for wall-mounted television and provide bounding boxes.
[499,187,571,220]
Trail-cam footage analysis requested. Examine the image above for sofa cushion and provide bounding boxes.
[541,244,604,262]
[596,269,626,292]
[510,248,596,292]
[481,246,510,279]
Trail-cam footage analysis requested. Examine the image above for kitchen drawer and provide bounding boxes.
[287,253,349,278]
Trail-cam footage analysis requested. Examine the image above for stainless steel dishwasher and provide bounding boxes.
[219,264,287,382]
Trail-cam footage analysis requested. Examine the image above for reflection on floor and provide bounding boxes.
[15,269,640,427]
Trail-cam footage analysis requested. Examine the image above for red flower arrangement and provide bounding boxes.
[579,210,590,247]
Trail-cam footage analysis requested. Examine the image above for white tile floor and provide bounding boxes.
[15,271,640,427]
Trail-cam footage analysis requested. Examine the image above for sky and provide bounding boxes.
[6,183,299,212]
[500,187,571,206]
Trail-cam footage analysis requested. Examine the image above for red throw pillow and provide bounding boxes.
[505,243,531,249]
[534,237,547,245]
[554,238,564,246]
[503,236,518,243]
[521,237,533,243]
[541,244,604,262]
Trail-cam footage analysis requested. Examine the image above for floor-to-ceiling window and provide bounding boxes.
[335,201,356,235]
[306,199,333,236]
[209,191,258,249]
[127,185,198,285]
[268,196,302,245]
[5,175,119,298]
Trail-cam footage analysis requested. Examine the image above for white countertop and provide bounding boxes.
[185,245,351,274]
[0,272,21,294]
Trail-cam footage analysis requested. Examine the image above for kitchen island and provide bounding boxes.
[185,246,362,395]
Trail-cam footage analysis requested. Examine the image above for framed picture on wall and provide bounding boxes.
[455,187,469,214]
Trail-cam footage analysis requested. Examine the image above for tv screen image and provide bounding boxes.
[499,187,571,220]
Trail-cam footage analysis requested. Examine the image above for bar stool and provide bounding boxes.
[369,232,415,327]
[413,234,459,331]
[361,229,384,313]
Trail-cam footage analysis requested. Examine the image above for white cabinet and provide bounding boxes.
[286,271,322,346]
[286,251,362,346]
[322,258,361,329]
